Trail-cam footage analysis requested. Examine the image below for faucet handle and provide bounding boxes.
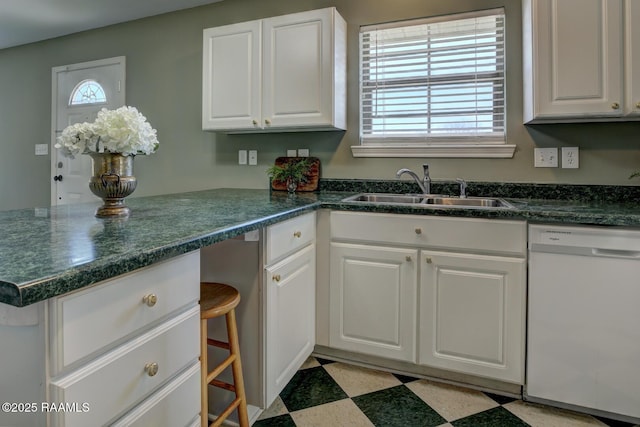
[456,178,467,198]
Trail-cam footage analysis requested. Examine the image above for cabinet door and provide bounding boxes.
[625,0,640,116]
[524,0,623,121]
[329,243,418,363]
[202,20,261,130]
[264,244,316,407]
[262,8,336,128]
[419,251,525,384]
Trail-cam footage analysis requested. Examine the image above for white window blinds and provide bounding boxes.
[359,9,505,145]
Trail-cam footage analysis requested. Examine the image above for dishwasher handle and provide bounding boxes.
[592,248,640,259]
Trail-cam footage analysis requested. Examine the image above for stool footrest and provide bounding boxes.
[210,378,236,392]
[207,354,237,384]
[208,338,230,350]
[210,397,242,427]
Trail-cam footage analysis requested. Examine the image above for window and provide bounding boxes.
[354,8,515,158]
[69,79,107,105]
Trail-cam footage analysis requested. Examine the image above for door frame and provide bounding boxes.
[50,56,126,205]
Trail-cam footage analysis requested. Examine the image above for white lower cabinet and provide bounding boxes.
[110,363,201,427]
[48,252,202,427]
[0,252,201,427]
[329,243,417,362]
[50,307,200,427]
[264,213,316,407]
[419,251,525,383]
[327,211,526,385]
[265,244,316,405]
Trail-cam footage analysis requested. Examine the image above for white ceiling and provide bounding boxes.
[0,0,224,50]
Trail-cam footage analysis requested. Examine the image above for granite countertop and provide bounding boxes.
[0,189,319,307]
[2,183,640,307]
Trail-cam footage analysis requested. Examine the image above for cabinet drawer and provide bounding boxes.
[331,211,526,256]
[266,212,316,264]
[49,252,200,374]
[111,362,200,427]
[50,306,200,427]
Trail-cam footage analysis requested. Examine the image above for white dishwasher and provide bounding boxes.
[527,224,640,424]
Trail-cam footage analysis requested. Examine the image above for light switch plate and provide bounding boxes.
[35,144,48,155]
[287,150,297,157]
[297,149,309,157]
[238,150,247,165]
[534,147,558,167]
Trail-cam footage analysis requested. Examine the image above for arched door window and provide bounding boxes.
[69,79,107,105]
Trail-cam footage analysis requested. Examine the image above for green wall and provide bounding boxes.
[1,0,639,210]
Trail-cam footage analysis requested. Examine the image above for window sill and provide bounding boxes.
[350,144,516,158]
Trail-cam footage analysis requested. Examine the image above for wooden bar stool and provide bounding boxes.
[200,282,249,427]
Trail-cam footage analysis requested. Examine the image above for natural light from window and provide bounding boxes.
[69,79,107,106]
[354,8,515,158]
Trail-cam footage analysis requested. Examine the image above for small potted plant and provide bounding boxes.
[267,158,311,193]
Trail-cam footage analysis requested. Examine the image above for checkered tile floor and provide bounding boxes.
[254,356,639,427]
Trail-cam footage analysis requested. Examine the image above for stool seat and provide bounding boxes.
[201,282,240,318]
[200,282,249,427]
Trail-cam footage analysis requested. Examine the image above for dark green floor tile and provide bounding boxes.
[352,385,447,427]
[314,357,336,365]
[279,366,348,411]
[452,406,530,427]
[253,414,297,427]
[392,372,420,383]
[484,392,518,405]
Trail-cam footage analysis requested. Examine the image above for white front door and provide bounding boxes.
[51,56,126,206]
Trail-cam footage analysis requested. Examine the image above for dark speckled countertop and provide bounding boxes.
[2,183,640,307]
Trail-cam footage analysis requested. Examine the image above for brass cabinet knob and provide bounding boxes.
[265,119,271,125]
[273,274,281,282]
[144,362,159,377]
[293,231,302,238]
[425,257,433,264]
[252,119,258,126]
[636,101,640,109]
[611,102,620,110]
[406,256,412,262]
[142,294,157,307]
[415,228,422,235]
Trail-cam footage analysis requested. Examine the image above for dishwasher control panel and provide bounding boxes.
[529,224,640,251]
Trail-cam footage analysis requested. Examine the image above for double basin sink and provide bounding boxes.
[342,193,515,210]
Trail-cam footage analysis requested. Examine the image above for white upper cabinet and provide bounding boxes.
[203,7,346,132]
[522,0,640,122]
[625,0,640,116]
[202,20,262,131]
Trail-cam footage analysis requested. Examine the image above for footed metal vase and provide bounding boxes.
[88,153,137,218]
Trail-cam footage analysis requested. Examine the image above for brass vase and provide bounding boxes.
[88,152,137,218]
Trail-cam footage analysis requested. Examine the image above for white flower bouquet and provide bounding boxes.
[55,106,159,158]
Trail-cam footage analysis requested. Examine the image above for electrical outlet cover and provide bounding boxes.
[248,150,258,165]
[562,147,579,169]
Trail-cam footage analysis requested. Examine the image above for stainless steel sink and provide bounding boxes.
[341,193,514,210]
[422,196,513,208]
[342,194,427,204]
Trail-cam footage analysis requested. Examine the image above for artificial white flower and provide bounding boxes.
[55,106,159,158]
[55,122,100,158]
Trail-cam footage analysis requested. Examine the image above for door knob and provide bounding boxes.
[53,175,63,182]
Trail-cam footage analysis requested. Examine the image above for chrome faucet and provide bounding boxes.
[456,178,467,198]
[396,164,431,194]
